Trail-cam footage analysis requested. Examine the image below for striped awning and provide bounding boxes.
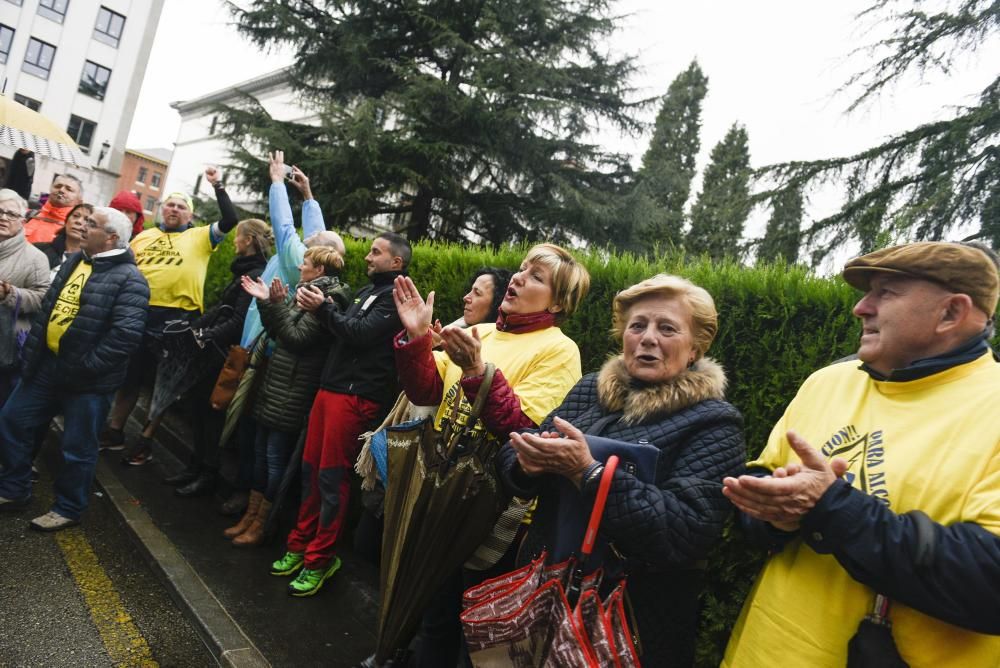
[0,96,92,168]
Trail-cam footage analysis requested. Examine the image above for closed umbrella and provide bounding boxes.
[374,364,509,664]
[0,96,91,168]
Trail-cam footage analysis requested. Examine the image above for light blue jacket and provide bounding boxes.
[239,183,325,348]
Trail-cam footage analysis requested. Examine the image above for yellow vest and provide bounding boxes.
[724,353,1000,668]
[46,260,93,353]
[131,225,214,312]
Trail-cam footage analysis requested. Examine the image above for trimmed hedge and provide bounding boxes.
[206,234,862,665]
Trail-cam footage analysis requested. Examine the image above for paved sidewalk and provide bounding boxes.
[95,397,381,668]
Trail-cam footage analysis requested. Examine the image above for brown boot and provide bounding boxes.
[223,490,263,539]
[232,499,272,548]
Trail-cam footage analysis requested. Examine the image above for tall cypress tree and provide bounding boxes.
[632,61,708,248]
[223,0,645,245]
[687,124,752,260]
[757,186,803,264]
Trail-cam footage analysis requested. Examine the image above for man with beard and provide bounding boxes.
[24,174,84,244]
[268,233,409,597]
[100,167,239,463]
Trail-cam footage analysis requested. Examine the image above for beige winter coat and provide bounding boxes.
[0,230,51,333]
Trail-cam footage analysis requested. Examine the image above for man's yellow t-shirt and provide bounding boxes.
[723,353,1000,668]
[131,225,215,312]
[46,260,93,353]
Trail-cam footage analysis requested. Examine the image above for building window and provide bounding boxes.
[94,6,125,48]
[151,172,162,189]
[0,24,13,64]
[78,61,112,100]
[38,0,69,23]
[136,166,147,184]
[146,196,156,211]
[14,94,41,111]
[67,115,96,153]
[22,38,56,80]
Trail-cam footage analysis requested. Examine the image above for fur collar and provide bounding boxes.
[597,354,727,425]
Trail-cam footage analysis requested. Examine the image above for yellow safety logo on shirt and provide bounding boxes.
[136,234,184,266]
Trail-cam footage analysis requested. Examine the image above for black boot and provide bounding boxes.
[175,470,217,498]
[163,467,200,486]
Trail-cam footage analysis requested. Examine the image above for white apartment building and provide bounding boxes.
[166,67,311,212]
[167,67,391,237]
[0,0,164,204]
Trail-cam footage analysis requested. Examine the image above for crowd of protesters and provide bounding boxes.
[1,149,999,668]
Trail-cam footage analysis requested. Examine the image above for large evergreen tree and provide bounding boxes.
[687,124,752,260]
[223,0,645,245]
[630,61,708,248]
[757,186,803,264]
[756,0,1000,260]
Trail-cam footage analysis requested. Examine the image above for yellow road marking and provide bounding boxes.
[54,528,159,667]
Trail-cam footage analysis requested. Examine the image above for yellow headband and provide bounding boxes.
[163,192,194,211]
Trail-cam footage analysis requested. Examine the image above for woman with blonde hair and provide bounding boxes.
[389,243,590,665]
[223,245,352,546]
[498,273,746,667]
[165,219,272,497]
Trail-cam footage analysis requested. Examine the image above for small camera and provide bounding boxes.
[283,165,294,180]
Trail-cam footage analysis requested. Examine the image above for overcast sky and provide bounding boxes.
[128,0,998,260]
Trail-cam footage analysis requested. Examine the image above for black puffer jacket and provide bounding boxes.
[22,249,149,394]
[192,253,266,351]
[253,275,351,432]
[496,355,745,667]
[315,270,403,406]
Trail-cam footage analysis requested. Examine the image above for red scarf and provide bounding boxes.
[24,201,73,244]
[495,310,556,333]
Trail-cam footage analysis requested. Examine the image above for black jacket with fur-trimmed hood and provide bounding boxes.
[496,355,746,667]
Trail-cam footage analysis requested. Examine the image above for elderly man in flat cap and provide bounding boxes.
[722,241,1000,667]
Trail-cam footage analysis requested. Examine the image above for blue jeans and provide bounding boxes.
[0,355,113,519]
[252,426,298,501]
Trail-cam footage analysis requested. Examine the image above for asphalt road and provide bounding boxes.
[0,434,214,667]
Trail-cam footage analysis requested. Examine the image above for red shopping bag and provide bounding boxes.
[460,456,641,667]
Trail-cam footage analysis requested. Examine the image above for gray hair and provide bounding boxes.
[0,188,27,216]
[93,206,132,248]
[53,173,84,195]
[305,230,346,256]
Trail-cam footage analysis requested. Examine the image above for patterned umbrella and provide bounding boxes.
[0,96,91,168]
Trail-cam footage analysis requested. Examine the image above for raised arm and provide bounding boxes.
[205,166,238,245]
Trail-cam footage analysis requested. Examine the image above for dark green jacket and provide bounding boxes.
[252,275,351,432]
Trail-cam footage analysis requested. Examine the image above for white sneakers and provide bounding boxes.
[29,511,78,532]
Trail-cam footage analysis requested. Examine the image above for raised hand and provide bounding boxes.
[722,430,848,531]
[288,166,312,200]
[241,275,269,301]
[205,165,222,186]
[393,275,434,339]
[509,416,596,483]
[268,277,288,304]
[268,150,286,184]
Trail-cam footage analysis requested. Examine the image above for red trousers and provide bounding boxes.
[286,390,382,569]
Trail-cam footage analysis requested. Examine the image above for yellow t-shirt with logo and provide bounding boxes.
[723,352,1000,668]
[46,260,93,353]
[131,225,215,312]
[431,324,582,433]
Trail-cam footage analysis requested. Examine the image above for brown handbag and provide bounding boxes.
[209,343,254,410]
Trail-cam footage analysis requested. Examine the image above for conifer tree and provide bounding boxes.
[757,186,803,264]
[223,0,645,245]
[687,124,752,260]
[757,0,1000,260]
[632,61,708,248]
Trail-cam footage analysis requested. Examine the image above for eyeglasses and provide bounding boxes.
[0,210,23,221]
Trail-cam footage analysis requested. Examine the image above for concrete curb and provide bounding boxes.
[94,457,270,668]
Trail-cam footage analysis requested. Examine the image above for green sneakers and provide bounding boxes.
[287,557,342,597]
[270,551,305,577]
